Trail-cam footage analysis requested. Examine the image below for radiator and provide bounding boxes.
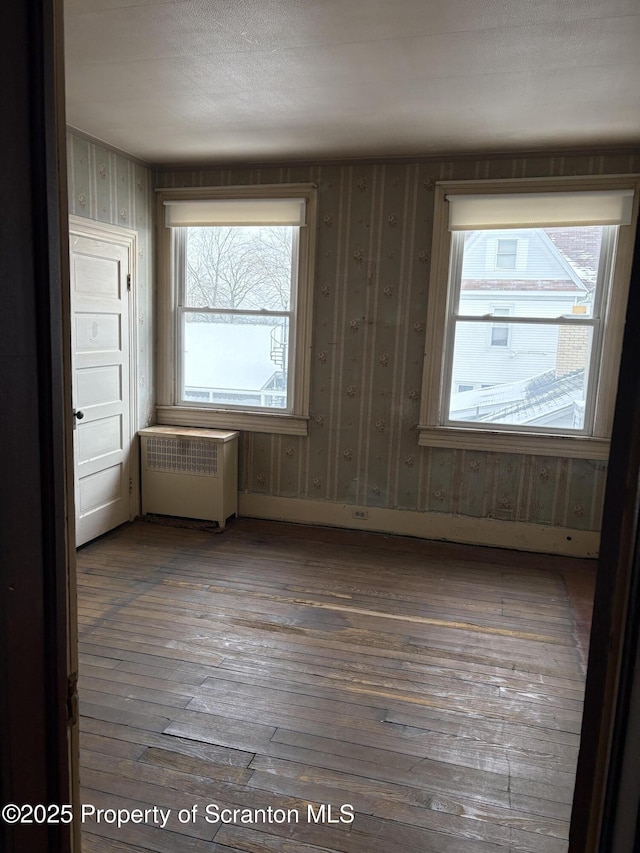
[138,426,238,528]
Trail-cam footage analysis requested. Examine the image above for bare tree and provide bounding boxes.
[185,226,292,318]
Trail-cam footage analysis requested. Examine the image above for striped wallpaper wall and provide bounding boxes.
[67,131,156,430]
[157,151,640,532]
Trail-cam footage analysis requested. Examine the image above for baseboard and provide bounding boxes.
[237,494,599,558]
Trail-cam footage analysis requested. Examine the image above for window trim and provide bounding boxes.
[156,183,317,435]
[418,175,640,459]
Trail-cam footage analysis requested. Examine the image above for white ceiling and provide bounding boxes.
[64,0,640,166]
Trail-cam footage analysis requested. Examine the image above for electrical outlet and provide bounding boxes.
[353,510,368,519]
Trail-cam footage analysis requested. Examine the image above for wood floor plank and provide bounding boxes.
[77,518,593,853]
[79,586,581,651]
[79,790,217,852]
[212,825,353,853]
[215,822,509,853]
[81,731,148,761]
[246,756,567,849]
[80,700,172,734]
[217,645,586,698]
[81,750,254,800]
[81,833,158,853]
[260,732,573,821]
[79,581,580,642]
[80,716,255,767]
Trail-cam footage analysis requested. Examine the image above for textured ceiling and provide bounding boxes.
[64,0,640,166]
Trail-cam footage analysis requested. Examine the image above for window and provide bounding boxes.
[496,238,518,269]
[419,177,638,458]
[156,185,317,435]
[489,306,512,347]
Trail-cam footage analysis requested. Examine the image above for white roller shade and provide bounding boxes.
[447,189,634,231]
[164,197,306,227]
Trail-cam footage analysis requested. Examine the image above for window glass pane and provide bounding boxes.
[182,312,289,410]
[491,325,509,347]
[496,238,517,269]
[448,321,594,430]
[457,226,603,319]
[185,226,293,310]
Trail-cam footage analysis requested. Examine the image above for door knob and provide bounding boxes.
[72,408,84,429]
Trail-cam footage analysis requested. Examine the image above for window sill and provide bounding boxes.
[417,425,610,460]
[156,405,309,436]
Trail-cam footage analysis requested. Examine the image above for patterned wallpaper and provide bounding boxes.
[66,131,155,429]
[155,152,637,532]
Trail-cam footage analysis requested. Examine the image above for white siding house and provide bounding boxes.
[449,227,600,428]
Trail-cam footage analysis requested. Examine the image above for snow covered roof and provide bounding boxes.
[450,369,585,427]
[546,227,602,290]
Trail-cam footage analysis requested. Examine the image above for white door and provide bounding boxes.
[70,226,133,546]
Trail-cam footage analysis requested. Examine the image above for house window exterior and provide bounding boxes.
[489,306,512,347]
[496,238,518,269]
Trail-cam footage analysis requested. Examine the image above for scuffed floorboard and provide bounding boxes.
[77,518,595,853]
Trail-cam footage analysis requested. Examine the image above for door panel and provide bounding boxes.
[74,312,122,352]
[76,414,123,464]
[70,231,132,546]
[78,463,124,514]
[76,364,122,408]
[74,253,123,298]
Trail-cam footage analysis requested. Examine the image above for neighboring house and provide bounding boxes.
[450,226,601,427]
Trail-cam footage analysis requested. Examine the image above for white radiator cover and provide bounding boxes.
[139,426,238,528]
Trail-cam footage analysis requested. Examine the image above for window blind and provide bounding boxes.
[164,198,306,227]
[447,189,634,231]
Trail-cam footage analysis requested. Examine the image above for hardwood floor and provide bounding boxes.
[76,518,595,853]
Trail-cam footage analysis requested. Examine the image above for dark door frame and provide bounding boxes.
[570,203,640,850]
[0,0,72,851]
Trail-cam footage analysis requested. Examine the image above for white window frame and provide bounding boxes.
[156,184,317,435]
[418,176,640,460]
